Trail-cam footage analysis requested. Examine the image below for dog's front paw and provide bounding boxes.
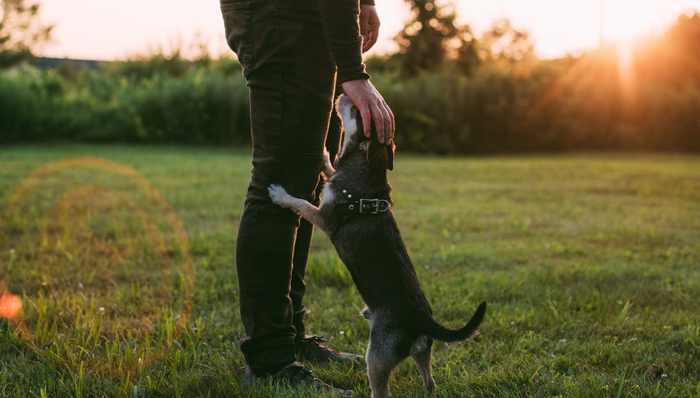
[268,184,293,208]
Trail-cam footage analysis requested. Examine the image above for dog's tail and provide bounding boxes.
[424,301,487,343]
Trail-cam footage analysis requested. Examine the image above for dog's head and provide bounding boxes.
[336,94,395,171]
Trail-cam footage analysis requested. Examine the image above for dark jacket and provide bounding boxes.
[319,0,375,83]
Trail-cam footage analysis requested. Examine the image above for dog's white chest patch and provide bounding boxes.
[321,183,336,204]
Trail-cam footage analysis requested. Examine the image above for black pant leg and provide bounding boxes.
[290,89,343,339]
[221,0,336,375]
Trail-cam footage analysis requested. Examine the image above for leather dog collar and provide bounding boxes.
[333,186,390,215]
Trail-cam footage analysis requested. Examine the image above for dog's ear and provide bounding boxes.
[359,141,371,163]
[386,140,395,171]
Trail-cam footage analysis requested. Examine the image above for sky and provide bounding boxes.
[37,0,700,61]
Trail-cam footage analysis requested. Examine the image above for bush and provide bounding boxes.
[1,49,700,153]
[0,60,250,145]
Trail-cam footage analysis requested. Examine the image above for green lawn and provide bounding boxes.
[1,146,699,397]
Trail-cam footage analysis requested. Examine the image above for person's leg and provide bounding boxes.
[289,218,313,339]
[290,92,343,339]
[288,90,363,364]
[222,0,336,376]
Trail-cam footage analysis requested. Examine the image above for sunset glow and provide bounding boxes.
[616,39,636,103]
[602,0,666,41]
[599,0,672,103]
[37,0,699,61]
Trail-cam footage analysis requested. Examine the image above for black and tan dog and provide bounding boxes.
[268,94,486,398]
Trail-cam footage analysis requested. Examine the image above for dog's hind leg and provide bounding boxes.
[268,185,328,233]
[366,344,397,398]
[366,326,409,398]
[410,336,436,393]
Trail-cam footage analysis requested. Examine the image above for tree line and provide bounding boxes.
[0,0,699,153]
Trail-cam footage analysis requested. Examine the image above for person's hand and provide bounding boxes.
[359,5,380,53]
[341,79,394,144]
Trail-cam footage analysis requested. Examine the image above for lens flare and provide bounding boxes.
[0,290,22,322]
[0,157,194,378]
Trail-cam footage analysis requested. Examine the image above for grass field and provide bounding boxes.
[1,146,699,398]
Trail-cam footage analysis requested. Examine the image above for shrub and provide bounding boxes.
[1,53,699,153]
[0,61,250,145]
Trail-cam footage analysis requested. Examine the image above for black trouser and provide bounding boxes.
[221,0,341,375]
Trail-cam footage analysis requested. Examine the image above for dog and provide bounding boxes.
[268,94,486,398]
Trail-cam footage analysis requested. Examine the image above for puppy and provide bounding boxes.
[268,94,486,398]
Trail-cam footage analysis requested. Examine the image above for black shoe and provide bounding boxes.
[296,335,363,364]
[241,361,353,396]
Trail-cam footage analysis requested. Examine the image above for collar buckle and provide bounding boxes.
[359,198,390,214]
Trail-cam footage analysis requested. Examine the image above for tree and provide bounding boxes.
[644,11,700,84]
[0,0,53,68]
[452,25,480,75]
[395,0,467,76]
[479,19,534,65]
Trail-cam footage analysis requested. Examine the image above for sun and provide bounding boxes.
[602,0,663,42]
[600,0,665,88]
